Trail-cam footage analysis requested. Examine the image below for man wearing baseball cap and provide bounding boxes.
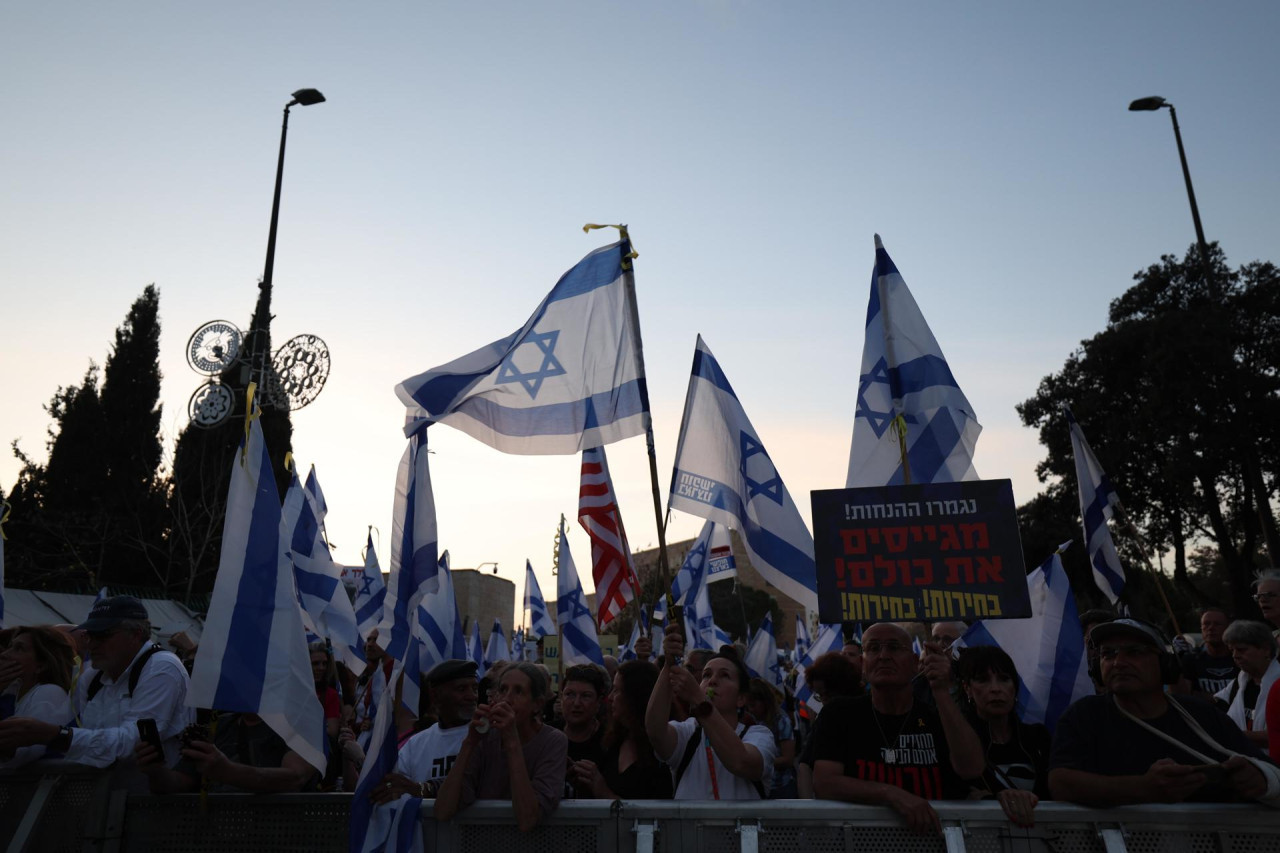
[1049,618,1280,807]
[0,596,191,781]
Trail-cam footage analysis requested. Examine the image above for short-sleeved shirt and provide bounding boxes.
[1050,693,1274,803]
[395,723,468,782]
[174,714,311,793]
[810,695,967,800]
[460,723,567,821]
[1181,650,1238,696]
[598,740,673,799]
[661,717,777,800]
[767,713,796,793]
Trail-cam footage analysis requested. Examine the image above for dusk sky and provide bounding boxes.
[3,3,1276,627]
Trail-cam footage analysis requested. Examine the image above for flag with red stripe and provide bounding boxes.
[577,445,639,629]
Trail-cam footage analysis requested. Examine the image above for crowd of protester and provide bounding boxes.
[5,576,1280,836]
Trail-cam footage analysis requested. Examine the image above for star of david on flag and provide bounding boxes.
[523,560,557,638]
[555,518,605,667]
[395,240,650,455]
[1064,406,1127,605]
[846,234,981,488]
[353,532,386,640]
[744,611,785,693]
[668,335,818,611]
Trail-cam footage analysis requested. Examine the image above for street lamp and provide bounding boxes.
[261,88,326,295]
[1128,96,1210,277]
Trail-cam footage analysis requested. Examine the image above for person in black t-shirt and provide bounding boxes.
[136,712,318,793]
[811,623,984,834]
[1049,618,1280,807]
[558,664,608,796]
[1176,608,1238,699]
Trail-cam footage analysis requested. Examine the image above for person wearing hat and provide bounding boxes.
[0,596,191,775]
[369,659,479,803]
[1049,618,1280,806]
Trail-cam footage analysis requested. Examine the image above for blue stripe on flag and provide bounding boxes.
[450,378,648,438]
[887,355,961,399]
[690,348,738,399]
[892,411,962,485]
[546,244,625,304]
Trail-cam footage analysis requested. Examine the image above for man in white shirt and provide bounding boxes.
[1215,620,1280,746]
[0,596,191,775]
[369,659,478,802]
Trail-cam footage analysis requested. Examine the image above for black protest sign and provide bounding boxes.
[811,479,1029,625]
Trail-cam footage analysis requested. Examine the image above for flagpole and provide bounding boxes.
[586,224,675,606]
[875,236,912,486]
[1115,509,1183,637]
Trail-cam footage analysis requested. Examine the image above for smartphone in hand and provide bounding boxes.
[136,718,164,756]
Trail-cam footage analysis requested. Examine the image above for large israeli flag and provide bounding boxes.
[188,404,326,774]
[556,520,605,666]
[669,336,818,610]
[744,611,784,692]
[793,623,843,712]
[350,661,422,853]
[354,533,387,640]
[283,467,365,673]
[1064,407,1127,605]
[524,560,557,638]
[959,543,1092,732]
[484,619,510,667]
[847,235,981,487]
[380,417,443,713]
[395,241,649,455]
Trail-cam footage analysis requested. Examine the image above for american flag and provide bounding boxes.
[577,445,640,629]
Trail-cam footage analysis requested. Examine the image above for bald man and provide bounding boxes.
[811,623,983,834]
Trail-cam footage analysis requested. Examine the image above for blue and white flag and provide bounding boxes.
[468,620,487,677]
[618,606,651,663]
[350,660,422,853]
[959,543,1091,732]
[669,336,818,610]
[671,519,716,607]
[912,636,923,657]
[1064,406,1126,605]
[687,572,732,652]
[744,611,784,692]
[794,623,843,711]
[705,524,737,584]
[395,241,649,455]
[354,533,387,640]
[94,586,108,605]
[847,235,981,488]
[524,560,557,638]
[304,465,329,522]
[284,466,365,673]
[556,520,605,666]
[484,619,510,667]
[403,550,468,711]
[188,398,326,774]
[794,614,811,665]
[651,596,669,630]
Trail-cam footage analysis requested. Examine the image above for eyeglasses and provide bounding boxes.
[1097,644,1159,661]
[560,690,597,704]
[863,642,912,657]
[1254,592,1278,603]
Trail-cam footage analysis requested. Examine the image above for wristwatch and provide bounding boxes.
[47,726,74,753]
[690,700,713,720]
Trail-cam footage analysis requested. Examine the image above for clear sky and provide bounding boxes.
[3,2,1277,627]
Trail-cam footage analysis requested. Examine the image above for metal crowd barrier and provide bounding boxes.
[6,766,1280,853]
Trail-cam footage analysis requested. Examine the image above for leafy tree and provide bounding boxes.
[1018,243,1280,622]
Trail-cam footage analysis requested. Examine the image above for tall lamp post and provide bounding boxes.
[262,88,326,294]
[1128,96,1211,281]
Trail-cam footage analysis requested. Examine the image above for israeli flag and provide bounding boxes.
[395,240,649,455]
[651,596,669,630]
[1064,406,1127,605]
[744,611,784,692]
[284,467,365,673]
[485,619,511,667]
[380,417,443,713]
[912,636,923,657]
[188,401,326,774]
[556,520,605,666]
[468,620,487,677]
[350,660,422,853]
[847,235,981,488]
[403,550,467,710]
[687,569,732,651]
[671,519,715,607]
[354,533,387,640]
[524,560,557,638]
[618,606,650,663]
[669,336,818,610]
[794,614,811,665]
[960,543,1092,732]
[793,623,843,712]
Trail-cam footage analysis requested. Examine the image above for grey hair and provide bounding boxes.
[118,618,152,639]
[1251,568,1280,591]
[503,661,549,701]
[1223,620,1278,655]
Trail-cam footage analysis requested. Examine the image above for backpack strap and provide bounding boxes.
[86,643,164,702]
[738,724,768,800]
[672,724,703,792]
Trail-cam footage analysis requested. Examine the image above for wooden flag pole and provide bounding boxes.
[1115,508,1182,637]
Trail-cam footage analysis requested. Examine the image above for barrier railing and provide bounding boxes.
[6,766,1280,853]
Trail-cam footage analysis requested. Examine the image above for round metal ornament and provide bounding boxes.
[271,334,331,410]
[188,381,234,428]
[186,320,243,375]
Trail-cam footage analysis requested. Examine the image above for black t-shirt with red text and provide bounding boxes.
[810,694,967,800]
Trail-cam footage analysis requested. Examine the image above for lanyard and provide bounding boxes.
[704,731,720,800]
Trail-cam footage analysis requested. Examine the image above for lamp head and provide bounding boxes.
[1129,96,1167,112]
[288,88,326,107]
